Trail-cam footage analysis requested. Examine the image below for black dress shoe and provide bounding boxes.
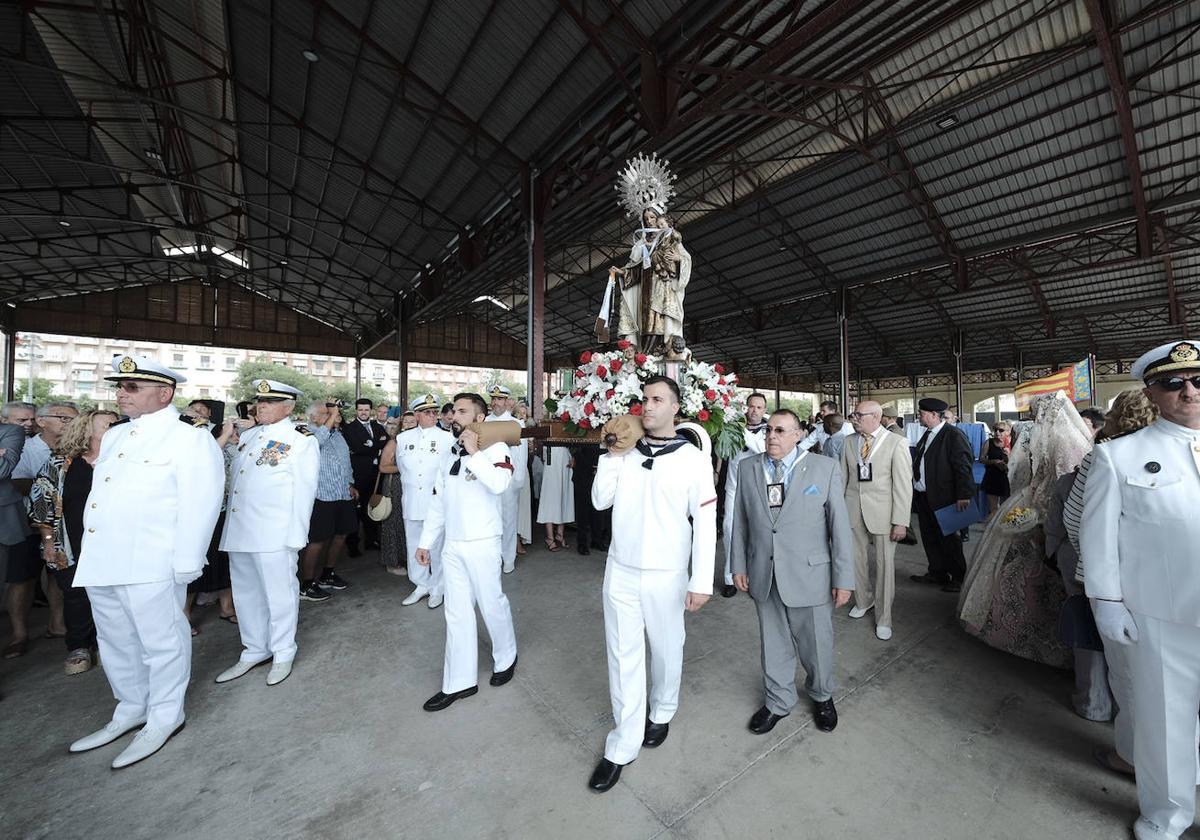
[748,706,788,734]
[490,656,517,687]
[813,699,838,732]
[577,544,591,555]
[909,572,950,585]
[642,720,669,748]
[422,686,478,712]
[721,584,737,598]
[588,757,627,792]
[941,581,962,593]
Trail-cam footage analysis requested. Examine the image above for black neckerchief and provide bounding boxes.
[635,435,688,470]
[449,443,468,475]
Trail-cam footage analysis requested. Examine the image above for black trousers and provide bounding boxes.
[570,460,610,549]
[50,564,96,651]
[914,491,966,583]
[348,470,381,548]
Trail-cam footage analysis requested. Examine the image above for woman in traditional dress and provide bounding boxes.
[537,443,574,551]
[957,391,1093,668]
[514,402,533,555]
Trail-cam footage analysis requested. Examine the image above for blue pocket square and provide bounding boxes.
[803,484,820,496]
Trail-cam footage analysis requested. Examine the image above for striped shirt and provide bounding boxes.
[1063,449,1093,583]
[312,426,354,502]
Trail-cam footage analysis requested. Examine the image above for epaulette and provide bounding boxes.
[111,417,131,427]
[1098,429,1138,444]
[180,415,207,428]
[294,424,315,436]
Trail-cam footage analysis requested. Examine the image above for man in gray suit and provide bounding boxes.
[730,409,854,735]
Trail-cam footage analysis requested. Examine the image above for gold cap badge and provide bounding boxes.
[118,356,137,373]
[1169,342,1199,364]
[257,380,271,394]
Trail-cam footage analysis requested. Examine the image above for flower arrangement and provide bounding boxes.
[545,342,748,459]
[998,505,1040,534]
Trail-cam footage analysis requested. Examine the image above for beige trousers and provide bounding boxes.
[851,521,896,628]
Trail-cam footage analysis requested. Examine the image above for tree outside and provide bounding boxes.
[231,358,389,417]
[480,369,528,399]
[406,379,448,408]
[14,376,97,411]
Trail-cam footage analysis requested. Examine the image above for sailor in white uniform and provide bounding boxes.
[484,385,527,573]
[1081,339,1200,840]
[216,379,319,687]
[393,393,453,608]
[416,392,518,712]
[721,392,768,597]
[69,355,223,769]
[587,376,717,793]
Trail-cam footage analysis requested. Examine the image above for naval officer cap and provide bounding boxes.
[252,379,303,402]
[918,397,949,413]
[409,393,439,412]
[105,354,186,385]
[1132,340,1200,381]
[489,385,511,399]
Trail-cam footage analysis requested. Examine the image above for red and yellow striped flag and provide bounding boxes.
[1014,358,1092,410]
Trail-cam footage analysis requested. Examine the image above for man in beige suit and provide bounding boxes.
[841,400,912,641]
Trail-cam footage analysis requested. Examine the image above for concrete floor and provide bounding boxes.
[0,534,1172,840]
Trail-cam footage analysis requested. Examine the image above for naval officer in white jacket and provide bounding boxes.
[588,375,717,793]
[484,385,527,574]
[389,393,453,607]
[70,355,224,769]
[1081,339,1200,840]
[415,392,519,712]
[217,379,319,687]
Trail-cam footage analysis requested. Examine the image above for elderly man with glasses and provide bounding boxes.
[68,355,224,768]
[1081,340,1200,840]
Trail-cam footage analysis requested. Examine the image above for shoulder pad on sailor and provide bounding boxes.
[180,415,207,428]
[111,417,131,427]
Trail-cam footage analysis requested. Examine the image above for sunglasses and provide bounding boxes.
[765,425,799,436]
[113,381,167,393]
[847,411,879,420]
[1152,376,1200,392]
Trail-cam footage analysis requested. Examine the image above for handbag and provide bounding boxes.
[366,473,392,522]
[1057,593,1103,652]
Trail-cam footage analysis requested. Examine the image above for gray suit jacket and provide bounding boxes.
[729,450,855,608]
[0,424,28,545]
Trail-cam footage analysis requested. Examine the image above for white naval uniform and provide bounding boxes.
[1081,418,1200,840]
[592,440,717,765]
[220,418,319,666]
[73,407,224,731]
[418,440,517,693]
[395,424,453,596]
[722,425,766,585]
[485,411,527,565]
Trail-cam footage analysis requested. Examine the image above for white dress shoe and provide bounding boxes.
[215,658,270,684]
[111,719,185,769]
[875,625,893,641]
[848,603,874,619]
[386,566,407,577]
[502,558,515,574]
[427,592,444,609]
[69,716,147,753]
[401,586,429,606]
[266,660,293,686]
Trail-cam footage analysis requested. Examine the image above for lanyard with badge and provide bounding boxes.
[765,450,804,510]
[856,432,877,482]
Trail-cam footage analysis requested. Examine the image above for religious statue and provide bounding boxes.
[595,154,690,359]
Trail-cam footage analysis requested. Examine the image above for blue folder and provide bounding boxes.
[934,500,986,536]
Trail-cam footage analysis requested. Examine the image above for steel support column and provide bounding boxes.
[836,288,849,413]
[354,340,362,400]
[953,329,965,418]
[3,328,14,402]
[525,168,546,419]
[773,353,782,410]
[1088,352,1097,407]
[395,293,407,406]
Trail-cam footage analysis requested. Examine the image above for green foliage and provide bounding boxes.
[14,377,54,403]
[480,368,527,399]
[407,379,447,408]
[778,396,814,421]
[231,358,389,413]
[712,419,747,461]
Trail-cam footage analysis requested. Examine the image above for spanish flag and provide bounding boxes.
[1014,358,1092,410]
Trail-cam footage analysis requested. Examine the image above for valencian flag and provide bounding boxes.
[1014,358,1093,410]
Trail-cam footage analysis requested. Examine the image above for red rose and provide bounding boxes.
[723,395,730,405]
[580,350,593,364]
[606,389,616,399]
[610,359,622,373]
[617,339,631,350]
[629,403,643,416]
[595,365,608,378]
[698,409,710,421]
[574,370,583,378]
[559,412,570,423]
[718,376,725,385]
[714,363,725,374]
[705,389,716,400]
[583,402,595,416]
[635,353,648,365]
[579,418,591,429]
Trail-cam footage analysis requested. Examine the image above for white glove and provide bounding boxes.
[174,569,203,586]
[1092,599,1138,645]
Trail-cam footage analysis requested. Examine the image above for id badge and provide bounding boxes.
[858,462,873,482]
[766,482,785,508]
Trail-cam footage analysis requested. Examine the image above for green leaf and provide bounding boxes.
[714,420,747,461]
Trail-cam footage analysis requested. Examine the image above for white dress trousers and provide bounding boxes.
[87,580,190,731]
[228,549,300,664]
[602,560,688,765]
[405,518,443,596]
[441,536,517,693]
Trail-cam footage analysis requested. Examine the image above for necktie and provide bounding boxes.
[860,434,872,460]
[913,430,931,482]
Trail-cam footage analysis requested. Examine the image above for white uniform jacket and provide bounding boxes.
[395,425,454,521]
[74,407,224,587]
[723,426,766,536]
[1081,418,1200,626]
[593,443,718,595]
[418,441,513,548]
[485,411,527,489]
[220,418,320,553]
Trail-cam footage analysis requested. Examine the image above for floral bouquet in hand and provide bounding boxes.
[998,505,1040,534]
